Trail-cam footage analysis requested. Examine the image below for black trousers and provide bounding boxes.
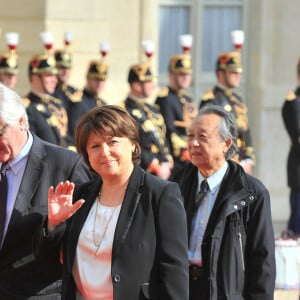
[288,189,300,234]
[189,265,207,300]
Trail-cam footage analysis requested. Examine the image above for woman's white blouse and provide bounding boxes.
[72,200,121,300]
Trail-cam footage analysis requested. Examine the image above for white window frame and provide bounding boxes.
[158,0,248,104]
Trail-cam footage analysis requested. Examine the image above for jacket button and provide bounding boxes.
[241,201,246,206]
[113,274,121,283]
[234,205,238,210]
[249,196,254,201]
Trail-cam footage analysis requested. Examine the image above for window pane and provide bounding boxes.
[202,7,241,72]
[159,6,190,73]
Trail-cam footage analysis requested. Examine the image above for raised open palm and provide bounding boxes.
[48,181,85,230]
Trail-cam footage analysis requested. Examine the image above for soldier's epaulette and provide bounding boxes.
[49,96,63,106]
[22,97,31,108]
[181,90,192,98]
[153,102,160,111]
[117,101,126,109]
[201,90,215,102]
[69,90,82,103]
[158,87,169,98]
[286,91,297,101]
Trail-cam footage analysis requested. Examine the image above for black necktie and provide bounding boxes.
[194,179,209,213]
[0,164,8,243]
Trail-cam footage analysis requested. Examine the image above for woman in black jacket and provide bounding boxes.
[35,105,189,300]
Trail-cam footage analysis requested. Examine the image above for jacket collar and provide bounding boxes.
[112,165,145,258]
[9,134,47,225]
[66,164,145,262]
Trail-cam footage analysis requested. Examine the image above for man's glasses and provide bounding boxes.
[0,124,8,137]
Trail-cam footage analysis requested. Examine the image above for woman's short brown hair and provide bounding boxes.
[74,105,141,167]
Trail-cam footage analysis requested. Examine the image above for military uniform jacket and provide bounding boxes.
[25,91,69,147]
[68,88,106,136]
[53,83,82,112]
[52,83,83,145]
[200,86,255,163]
[155,87,197,170]
[171,160,276,300]
[125,96,170,172]
[282,87,300,189]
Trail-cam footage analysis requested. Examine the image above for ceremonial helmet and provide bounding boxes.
[87,40,110,81]
[0,32,19,75]
[128,62,154,83]
[29,31,57,76]
[169,34,193,74]
[216,51,242,73]
[54,30,73,68]
[28,54,57,76]
[0,53,18,75]
[87,61,108,81]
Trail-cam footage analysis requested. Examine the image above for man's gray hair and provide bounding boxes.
[0,83,29,129]
[197,104,238,159]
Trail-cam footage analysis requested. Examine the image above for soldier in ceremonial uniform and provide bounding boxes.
[52,32,81,113]
[124,62,173,179]
[0,32,19,90]
[53,48,82,144]
[199,51,255,174]
[155,52,196,174]
[68,60,107,136]
[53,49,82,111]
[281,56,300,236]
[23,53,69,148]
[0,53,18,90]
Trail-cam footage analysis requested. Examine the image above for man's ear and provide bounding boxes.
[224,138,232,153]
[19,115,26,131]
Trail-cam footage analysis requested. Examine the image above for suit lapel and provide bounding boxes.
[112,165,145,258]
[8,137,47,228]
[66,166,145,264]
[182,166,199,237]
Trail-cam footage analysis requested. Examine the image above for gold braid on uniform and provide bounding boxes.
[170,132,188,158]
[134,100,167,154]
[286,91,296,102]
[174,92,197,128]
[36,93,68,138]
[47,102,68,138]
[22,97,31,108]
[225,89,249,131]
[201,90,215,102]
[60,83,82,103]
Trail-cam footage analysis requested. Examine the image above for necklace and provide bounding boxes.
[92,193,118,256]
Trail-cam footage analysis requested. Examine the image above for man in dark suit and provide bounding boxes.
[0,83,92,299]
[171,105,276,299]
[282,56,300,236]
